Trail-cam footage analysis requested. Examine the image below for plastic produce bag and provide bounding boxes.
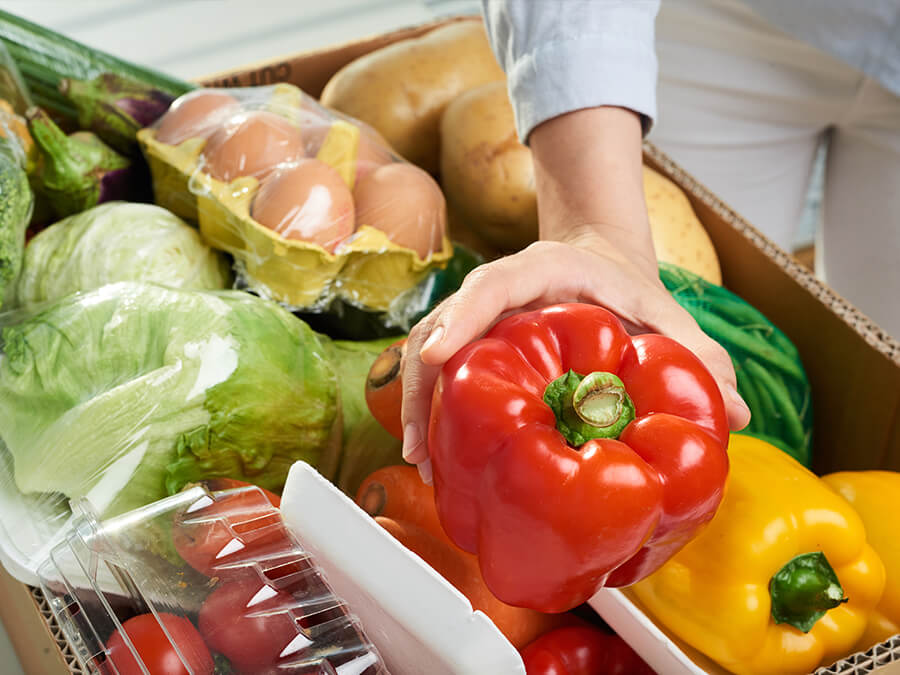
[137,83,453,314]
[14,201,231,307]
[0,282,341,524]
[658,263,813,465]
[297,241,484,339]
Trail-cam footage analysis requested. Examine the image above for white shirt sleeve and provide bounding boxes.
[481,0,660,142]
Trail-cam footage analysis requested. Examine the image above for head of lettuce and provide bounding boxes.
[14,201,231,307]
[0,282,340,517]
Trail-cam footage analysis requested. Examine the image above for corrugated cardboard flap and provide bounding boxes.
[643,143,900,474]
[816,636,900,674]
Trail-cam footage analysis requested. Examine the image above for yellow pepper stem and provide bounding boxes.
[769,552,848,632]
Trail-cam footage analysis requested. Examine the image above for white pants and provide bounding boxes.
[649,0,900,338]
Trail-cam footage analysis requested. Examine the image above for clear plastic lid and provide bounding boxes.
[38,483,386,674]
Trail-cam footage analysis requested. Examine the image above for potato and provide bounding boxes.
[440,81,537,253]
[643,166,722,285]
[439,81,722,284]
[320,20,505,174]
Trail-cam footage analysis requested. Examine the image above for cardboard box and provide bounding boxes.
[204,17,900,675]
[8,14,900,675]
[201,16,900,478]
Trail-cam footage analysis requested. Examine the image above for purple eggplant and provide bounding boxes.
[59,73,176,156]
[26,107,145,218]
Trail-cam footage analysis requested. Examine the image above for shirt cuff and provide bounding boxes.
[507,32,658,142]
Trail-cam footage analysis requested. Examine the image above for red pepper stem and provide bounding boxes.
[574,373,631,428]
[543,370,636,446]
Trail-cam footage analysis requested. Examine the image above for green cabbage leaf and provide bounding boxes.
[0,282,338,516]
[15,201,230,307]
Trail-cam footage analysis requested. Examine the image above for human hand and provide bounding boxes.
[400,231,751,484]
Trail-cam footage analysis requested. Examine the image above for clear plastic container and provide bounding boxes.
[37,483,386,674]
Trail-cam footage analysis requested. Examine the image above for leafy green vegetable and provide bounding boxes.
[15,201,230,307]
[0,282,338,516]
[0,141,32,309]
[317,336,403,488]
[26,107,142,218]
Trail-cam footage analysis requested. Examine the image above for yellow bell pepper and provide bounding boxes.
[822,470,900,651]
[630,434,886,675]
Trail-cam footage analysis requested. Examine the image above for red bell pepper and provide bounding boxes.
[520,625,656,675]
[428,304,729,613]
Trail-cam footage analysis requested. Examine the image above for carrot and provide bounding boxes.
[363,466,568,649]
[364,339,405,440]
[376,517,475,594]
[356,464,445,540]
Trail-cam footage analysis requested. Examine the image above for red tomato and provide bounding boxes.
[201,478,282,507]
[520,625,656,675]
[198,573,379,674]
[104,613,213,675]
[173,479,291,578]
[198,575,304,673]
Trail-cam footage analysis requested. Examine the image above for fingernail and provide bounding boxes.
[421,325,444,353]
[402,423,422,461]
[418,458,433,485]
[727,386,750,414]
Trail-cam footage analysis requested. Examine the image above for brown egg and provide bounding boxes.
[353,163,447,258]
[355,130,394,181]
[203,111,305,183]
[251,159,355,252]
[155,90,240,145]
[304,123,393,182]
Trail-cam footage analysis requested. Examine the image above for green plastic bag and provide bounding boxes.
[658,263,813,466]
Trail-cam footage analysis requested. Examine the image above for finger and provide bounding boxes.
[691,336,751,431]
[643,301,751,431]
[417,457,433,486]
[400,313,441,464]
[418,245,586,365]
[725,390,752,431]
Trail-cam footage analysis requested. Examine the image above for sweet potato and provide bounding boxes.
[357,465,442,538]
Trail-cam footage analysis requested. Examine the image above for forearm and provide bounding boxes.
[529,106,657,276]
[481,0,660,142]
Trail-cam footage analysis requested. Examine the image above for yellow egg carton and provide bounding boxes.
[137,83,452,311]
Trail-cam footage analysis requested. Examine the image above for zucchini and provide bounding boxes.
[658,262,813,466]
[0,140,32,307]
[0,9,193,125]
